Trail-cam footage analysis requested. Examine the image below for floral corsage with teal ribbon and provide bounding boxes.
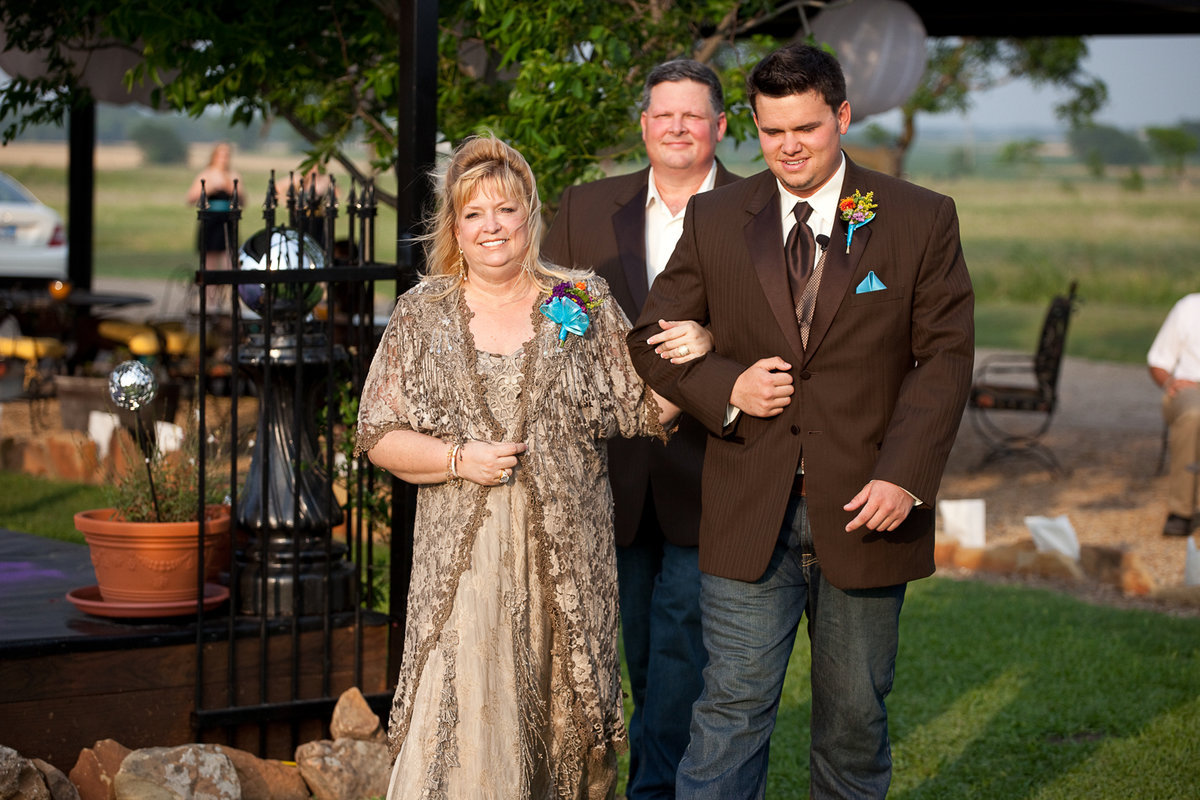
[838,190,878,253]
[541,280,604,345]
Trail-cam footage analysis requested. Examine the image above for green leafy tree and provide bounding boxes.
[995,138,1042,173]
[128,119,188,164]
[1067,123,1149,168]
[0,0,793,211]
[882,38,1106,176]
[1180,118,1200,146]
[0,4,1109,203]
[1144,125,1199,180]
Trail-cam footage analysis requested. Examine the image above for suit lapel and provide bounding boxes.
[744,173,804,360]
[804,161,870,363]
[613,174,650,311]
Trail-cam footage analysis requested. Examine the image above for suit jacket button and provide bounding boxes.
[790,425,801,435]
[799,370,811,380]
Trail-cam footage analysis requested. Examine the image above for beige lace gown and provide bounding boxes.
[354,274,664,800]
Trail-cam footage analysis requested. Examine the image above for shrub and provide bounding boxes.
[129,120,188,165]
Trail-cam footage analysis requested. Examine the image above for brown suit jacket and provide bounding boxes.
[627,157,974,588]
[543,163,741,547]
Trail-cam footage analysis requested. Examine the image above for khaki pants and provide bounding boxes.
[1163,385,1200,517]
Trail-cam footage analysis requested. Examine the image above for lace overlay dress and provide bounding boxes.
[355,274,665,800]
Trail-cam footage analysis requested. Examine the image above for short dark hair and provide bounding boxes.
[640,59,725,115]
[747,43,847,115]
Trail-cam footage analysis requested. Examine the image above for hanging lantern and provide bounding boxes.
[810,0,928,120]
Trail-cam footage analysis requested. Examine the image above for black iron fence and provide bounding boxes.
[188,172,416,754]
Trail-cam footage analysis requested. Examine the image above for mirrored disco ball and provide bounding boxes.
[237,227,325,320]
[109,360,158,411]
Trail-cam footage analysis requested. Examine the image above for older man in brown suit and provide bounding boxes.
[628,44,974,799]
[544,60,739,800]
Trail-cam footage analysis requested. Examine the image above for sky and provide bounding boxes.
[886,34,1200,134]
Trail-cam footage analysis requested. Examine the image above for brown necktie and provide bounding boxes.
[785,202,816,343]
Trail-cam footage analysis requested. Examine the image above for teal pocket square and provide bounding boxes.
[855,271,886,294]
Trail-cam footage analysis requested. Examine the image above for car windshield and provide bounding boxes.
[0,174,36,205]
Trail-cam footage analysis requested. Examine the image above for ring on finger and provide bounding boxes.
[678,344,690,357]
[498,469,511,484]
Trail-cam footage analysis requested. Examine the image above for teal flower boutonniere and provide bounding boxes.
[838,190,878,253]
[540,280,604,345]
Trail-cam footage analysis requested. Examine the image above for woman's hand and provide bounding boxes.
[367,430,526,486]
[649,319,712,364]
[458,439,527,486]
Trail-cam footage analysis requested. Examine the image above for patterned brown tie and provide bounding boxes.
[785,202,816,346]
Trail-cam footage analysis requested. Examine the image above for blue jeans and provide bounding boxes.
[676,495,905,800]
[618,531,706,800]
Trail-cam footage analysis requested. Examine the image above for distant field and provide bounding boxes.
[0,142,401,280]
[2,142,1196,364]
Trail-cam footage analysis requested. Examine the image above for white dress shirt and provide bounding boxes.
[645,162,719,288]
[777,153,846,257]
[1148,293,1200,382]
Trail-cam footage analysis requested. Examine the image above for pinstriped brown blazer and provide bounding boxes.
[627,157,974,589]
[543,163,741,547]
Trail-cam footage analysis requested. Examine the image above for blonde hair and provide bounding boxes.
[208,142,232,168]
[420,135,577,298]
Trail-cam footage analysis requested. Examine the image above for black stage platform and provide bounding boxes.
[0,528,390,768]
[0,528,204,656]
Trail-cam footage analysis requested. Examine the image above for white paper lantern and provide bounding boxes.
[810,0,928,120]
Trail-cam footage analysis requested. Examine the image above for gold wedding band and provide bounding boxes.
[678,345,690,357]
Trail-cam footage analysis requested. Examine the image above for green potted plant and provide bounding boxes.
[72,362,230,607]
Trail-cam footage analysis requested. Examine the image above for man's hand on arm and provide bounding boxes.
[730,357,793,418]
[843,480,916,532]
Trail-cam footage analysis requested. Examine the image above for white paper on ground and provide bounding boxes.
[1186,536,1200,586]
[155,420,184,454]
[938,498,986,548]
[87,410,121,461]
[1023,514,1080,561]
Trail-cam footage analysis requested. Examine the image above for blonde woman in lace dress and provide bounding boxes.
[354,136,712,800]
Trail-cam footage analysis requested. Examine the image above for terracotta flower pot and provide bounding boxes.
[74,505,232,604]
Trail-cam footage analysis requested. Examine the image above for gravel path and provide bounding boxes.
[943,350,1198,613]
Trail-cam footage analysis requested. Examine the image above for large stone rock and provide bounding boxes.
[195,747,306,800]
[31,759,80,800]
[112,745,239,800]
[0,745,50,800]
[329,688,384,744]
[1019,550,1085,582]
[70,740,132,800]
[1150,584,1200,609]
[1118,552,1156,597]
[295,739,389,800]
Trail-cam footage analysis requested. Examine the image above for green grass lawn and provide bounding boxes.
[0,471,105,544]
[7,471,1199,797]
[616,575,1200,799]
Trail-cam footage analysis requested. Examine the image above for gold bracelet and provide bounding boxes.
[445,441,461,483]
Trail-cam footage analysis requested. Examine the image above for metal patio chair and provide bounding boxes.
[968,281,1078,475]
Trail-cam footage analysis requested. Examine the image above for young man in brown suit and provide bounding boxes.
[544,60,739,799]
[627,44,974,799]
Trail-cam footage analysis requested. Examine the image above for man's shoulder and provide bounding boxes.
[692,168,772,210]
[1170,293,1200,318]
[563,167,649,205]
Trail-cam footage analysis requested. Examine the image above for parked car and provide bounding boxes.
[0,170,68,287]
